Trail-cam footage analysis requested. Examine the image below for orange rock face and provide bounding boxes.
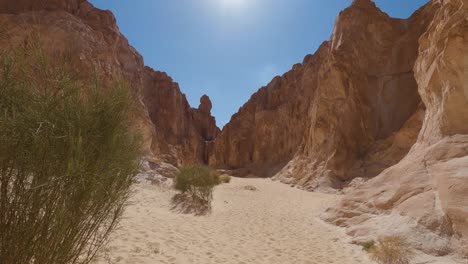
[273,0,439,190]
[0,0,219,166]
[141,69,220,165]
[323,0,468,255]
[207,49,328,176]
[208,0,468,255]
[1,0,467,257]
[210,0,434,185]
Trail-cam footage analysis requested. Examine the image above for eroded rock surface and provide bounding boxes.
[0,0,219,167]
[274,0,439,190]
[323,0,468,256]
[208,42,329,177]
[208,0,468,256]
[210,0,435,187]
[1,0,467,258]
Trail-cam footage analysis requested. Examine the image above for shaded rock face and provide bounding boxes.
[323,0,468,256]
[275,0,438,190]
[208,0,468,256]
[141,69,220,165]
[208,43,329,177]
[210,0,431,183]
[0,0,219,166]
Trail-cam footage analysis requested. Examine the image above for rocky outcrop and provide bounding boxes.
[275,0,440,190]
[208,42,329,176]
[2,0,467,256]
[210,0,435,185]
[141,69,219,165]
[0,0,219,166]
[324,0,468,255]
[208,0,468,256]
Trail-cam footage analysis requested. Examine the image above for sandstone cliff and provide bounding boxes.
[208,42,329,176]
[1,0,467,257]
[323,0,468,255]
[275,0,439,190]
[209,0,468,256]
[0,0,219,166]
[210,0,435,187]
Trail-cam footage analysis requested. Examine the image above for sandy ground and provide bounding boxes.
[94,177,376,264]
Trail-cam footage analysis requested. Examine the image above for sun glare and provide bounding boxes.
[220,0,247,10]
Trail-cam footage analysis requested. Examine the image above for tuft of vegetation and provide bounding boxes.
[244,185,258,191]
[462,248,468,259]
[174,165,219,203]
[219,174,232,184]
[459,240,468,259]
[369,236,415,264]
[0,36,141,264]
[361,240,376,252]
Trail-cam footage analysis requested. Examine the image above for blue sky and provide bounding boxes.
[89,0,428,127]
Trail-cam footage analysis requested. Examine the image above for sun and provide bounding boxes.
[220,0,247,10]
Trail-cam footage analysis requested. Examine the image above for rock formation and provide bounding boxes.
[274,0,439,191]
[323,0,468,255]
[0,0,219,166]
[208,0,468,255]
[208,46,328,176]
[1,0,467,258]
[141,69,219,165]
[210,0,436,187]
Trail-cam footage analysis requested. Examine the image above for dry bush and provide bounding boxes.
[459,240,468,259]
[0,36,140,264]
[174,165,219,203]
[434,242,452,257]
[220,174,232,183]
[369,236,415,264]
[360,240,376,252]
[244,185,258,191]
[462,248,468,259]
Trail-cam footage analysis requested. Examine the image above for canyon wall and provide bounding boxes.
[210,0,437,188]
[275,0,439,190]
[208,42,329,176]
[209,0,468,255]
[1,0,466,256]
[324,0,468,255]
[0,0,219,166]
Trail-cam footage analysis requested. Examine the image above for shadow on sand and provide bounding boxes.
[170,193,212,216]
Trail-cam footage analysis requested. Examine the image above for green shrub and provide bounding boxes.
[0,37,141,264]
[220,174,232,183]
[174,166,219,203]
[361,240,376,252]
[369,236,414,264]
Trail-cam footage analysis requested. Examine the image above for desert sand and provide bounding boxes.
[94,178,375,264]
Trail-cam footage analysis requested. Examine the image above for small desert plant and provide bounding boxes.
[174,165,219,203]
[361,240,376,252]
[220,174,232,183]
[0,36,141,264]
[369,236,414,264]
[459,240,468,259]
[462,248,468,259]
